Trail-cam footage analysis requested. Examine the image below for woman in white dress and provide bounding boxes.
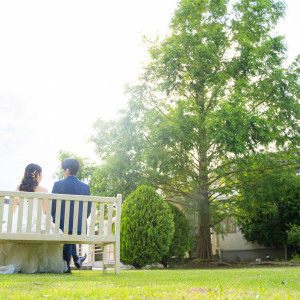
[0,163,67,274]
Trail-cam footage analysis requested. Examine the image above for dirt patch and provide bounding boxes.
[247,261,300,267]
[171,260,300,269]
[173,261,234,269]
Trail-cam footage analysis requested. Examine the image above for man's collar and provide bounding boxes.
[66,175,78,180]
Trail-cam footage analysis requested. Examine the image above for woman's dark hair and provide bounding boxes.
[19,163,42,192]
[61,158,80,176]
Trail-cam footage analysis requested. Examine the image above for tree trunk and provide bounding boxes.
[195,99,212,259]
[196,186,213,259]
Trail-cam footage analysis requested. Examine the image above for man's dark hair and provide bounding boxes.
[62,159,80,176]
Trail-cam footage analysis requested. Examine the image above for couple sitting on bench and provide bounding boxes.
[0,159,89,274]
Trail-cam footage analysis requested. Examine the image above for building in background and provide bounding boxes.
[212,216,292,262]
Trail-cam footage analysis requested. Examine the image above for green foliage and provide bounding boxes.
[287,224,300,253]
[91,0,300,259]
[289,254,300,263]
[236,167,300,248]
[89,117,148,199]
[120,186,175,269]
[160,203,191,267]
[53,150,96,183]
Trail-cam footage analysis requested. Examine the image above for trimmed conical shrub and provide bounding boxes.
[120,185,175,269]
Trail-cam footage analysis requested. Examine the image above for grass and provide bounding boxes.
[0,267,299,299]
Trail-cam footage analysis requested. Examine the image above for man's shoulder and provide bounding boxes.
[53,177,90,195]
[71,177,89,188]
[77,180,91,192]
[54,177,88,186]
[53,179,66,186]
[79,180,90,188]
[52,179,66,193]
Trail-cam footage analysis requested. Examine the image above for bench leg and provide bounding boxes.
[102,245,107,274]
[114,240,120,274]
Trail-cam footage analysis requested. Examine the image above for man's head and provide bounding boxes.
[61,158,80,178]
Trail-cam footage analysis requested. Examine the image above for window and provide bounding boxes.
[221,216,237,233]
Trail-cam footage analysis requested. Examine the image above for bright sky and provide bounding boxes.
[0,0,299,192]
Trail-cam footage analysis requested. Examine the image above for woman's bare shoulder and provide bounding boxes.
[35,186,48,193]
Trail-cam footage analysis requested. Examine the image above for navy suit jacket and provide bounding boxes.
[51,176,91,235]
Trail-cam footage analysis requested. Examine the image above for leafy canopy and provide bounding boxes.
[91,0,299,258]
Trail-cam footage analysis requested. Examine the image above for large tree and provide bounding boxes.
[91,0,299,258]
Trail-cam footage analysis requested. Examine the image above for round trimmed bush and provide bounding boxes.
[160,203,191,267]
[120,185,175,269]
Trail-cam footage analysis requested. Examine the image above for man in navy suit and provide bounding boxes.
[51,158,91,273]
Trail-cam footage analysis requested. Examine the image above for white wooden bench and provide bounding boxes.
[0,190,122,274]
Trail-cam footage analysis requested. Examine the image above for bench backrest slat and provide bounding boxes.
[107,203,113,235]
[64,200,70,234]
[98,203,105,235]
[45,199,52,234]
[7,197,15,233]
[0,197,4,232]
[72,201,79,235]
[26,198,34,233]
[89,202,96,235]
[54,200,62,234]
[36,198,43,234]
[81,201,88,236]
[17,197,25,233]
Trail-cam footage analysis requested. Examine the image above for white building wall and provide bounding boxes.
[217,229,265,251]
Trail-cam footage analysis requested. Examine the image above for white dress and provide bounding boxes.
[0,198,67,274]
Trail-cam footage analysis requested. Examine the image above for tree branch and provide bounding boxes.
[209,162,299,186]
[165,199,197,211]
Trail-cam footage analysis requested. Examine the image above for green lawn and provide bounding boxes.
[0,267,299,299]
